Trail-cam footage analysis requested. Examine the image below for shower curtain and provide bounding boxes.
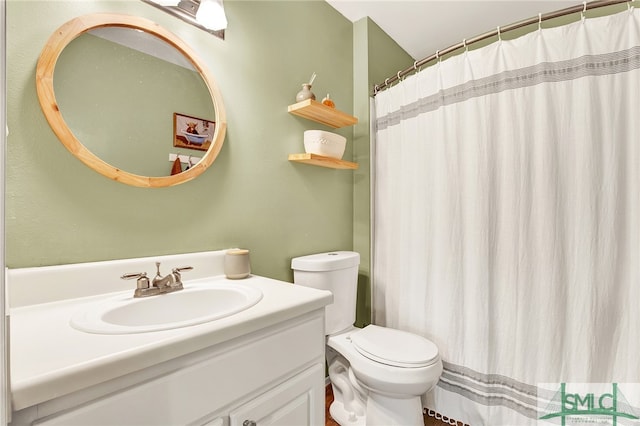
[373,8,640,426]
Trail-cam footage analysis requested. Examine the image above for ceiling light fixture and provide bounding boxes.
[196,0,228,31]
[141,0,227,39]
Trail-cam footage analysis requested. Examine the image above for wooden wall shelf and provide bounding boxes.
[288,100,359,170]
[288,153,359,170]
[288,100,358,129]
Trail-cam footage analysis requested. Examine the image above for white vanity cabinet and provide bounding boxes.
[11,310,326,426]
[228,364,323,426]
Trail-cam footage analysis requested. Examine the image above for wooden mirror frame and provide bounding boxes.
[36,13,227,187]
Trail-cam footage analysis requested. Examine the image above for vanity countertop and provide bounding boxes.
[8,251,332,412]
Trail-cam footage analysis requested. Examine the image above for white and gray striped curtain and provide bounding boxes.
[373,8,640,426]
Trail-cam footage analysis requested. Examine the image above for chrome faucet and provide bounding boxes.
[121,262,193,298]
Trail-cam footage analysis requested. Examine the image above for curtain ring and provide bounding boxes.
[462,38,467,51]
[385,78,390,86]
[538,13,542,31]
[435,50,440,62]
[397,71,402,81]
[497,26,501,40]
[413,60,418,71]
[628,0,634,12]
[582,1,587,21]
[374,84,380,94]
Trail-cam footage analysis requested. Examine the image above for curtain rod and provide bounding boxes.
[373,0,632,95]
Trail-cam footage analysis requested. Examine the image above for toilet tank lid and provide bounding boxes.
[291,251,360,272]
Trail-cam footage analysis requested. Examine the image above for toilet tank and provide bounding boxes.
[291,251,360,335]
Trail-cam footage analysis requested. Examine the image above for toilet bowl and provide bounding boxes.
[326,326,442,425]
[291,251,443,426]
[330,325,442,396]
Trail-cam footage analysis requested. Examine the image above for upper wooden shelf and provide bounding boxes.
[288,99,358,128]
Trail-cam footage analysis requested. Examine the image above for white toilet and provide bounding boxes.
[292,251,443,426]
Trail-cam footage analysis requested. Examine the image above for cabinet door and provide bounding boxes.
[229,364,324,426]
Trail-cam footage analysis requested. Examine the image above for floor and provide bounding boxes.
[324,385,461,426]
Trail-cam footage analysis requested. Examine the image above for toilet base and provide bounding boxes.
[330,389,425,426]
[329,398,366,426]
[366,392,424,426]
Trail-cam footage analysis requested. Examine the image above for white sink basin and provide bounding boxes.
[70,282,263,334]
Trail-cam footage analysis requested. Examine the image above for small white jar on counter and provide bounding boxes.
[224,249,251,279]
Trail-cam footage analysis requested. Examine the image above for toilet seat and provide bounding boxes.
[350,325,439,368]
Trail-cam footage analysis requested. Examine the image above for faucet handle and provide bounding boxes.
[121,272,146,280]
[172,266,193,286]
[121,272,150,290]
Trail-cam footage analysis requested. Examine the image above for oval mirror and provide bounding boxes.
[36,13,227,187]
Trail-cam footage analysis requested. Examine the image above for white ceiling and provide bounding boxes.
[326,1,576,60]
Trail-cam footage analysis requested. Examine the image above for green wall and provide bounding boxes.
[352,18,413,326]
[6,1,410,299]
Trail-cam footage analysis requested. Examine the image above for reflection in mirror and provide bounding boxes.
[36,13,226,187]
[54,28,215,177]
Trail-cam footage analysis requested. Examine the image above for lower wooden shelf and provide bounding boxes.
[288,153,358,170]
